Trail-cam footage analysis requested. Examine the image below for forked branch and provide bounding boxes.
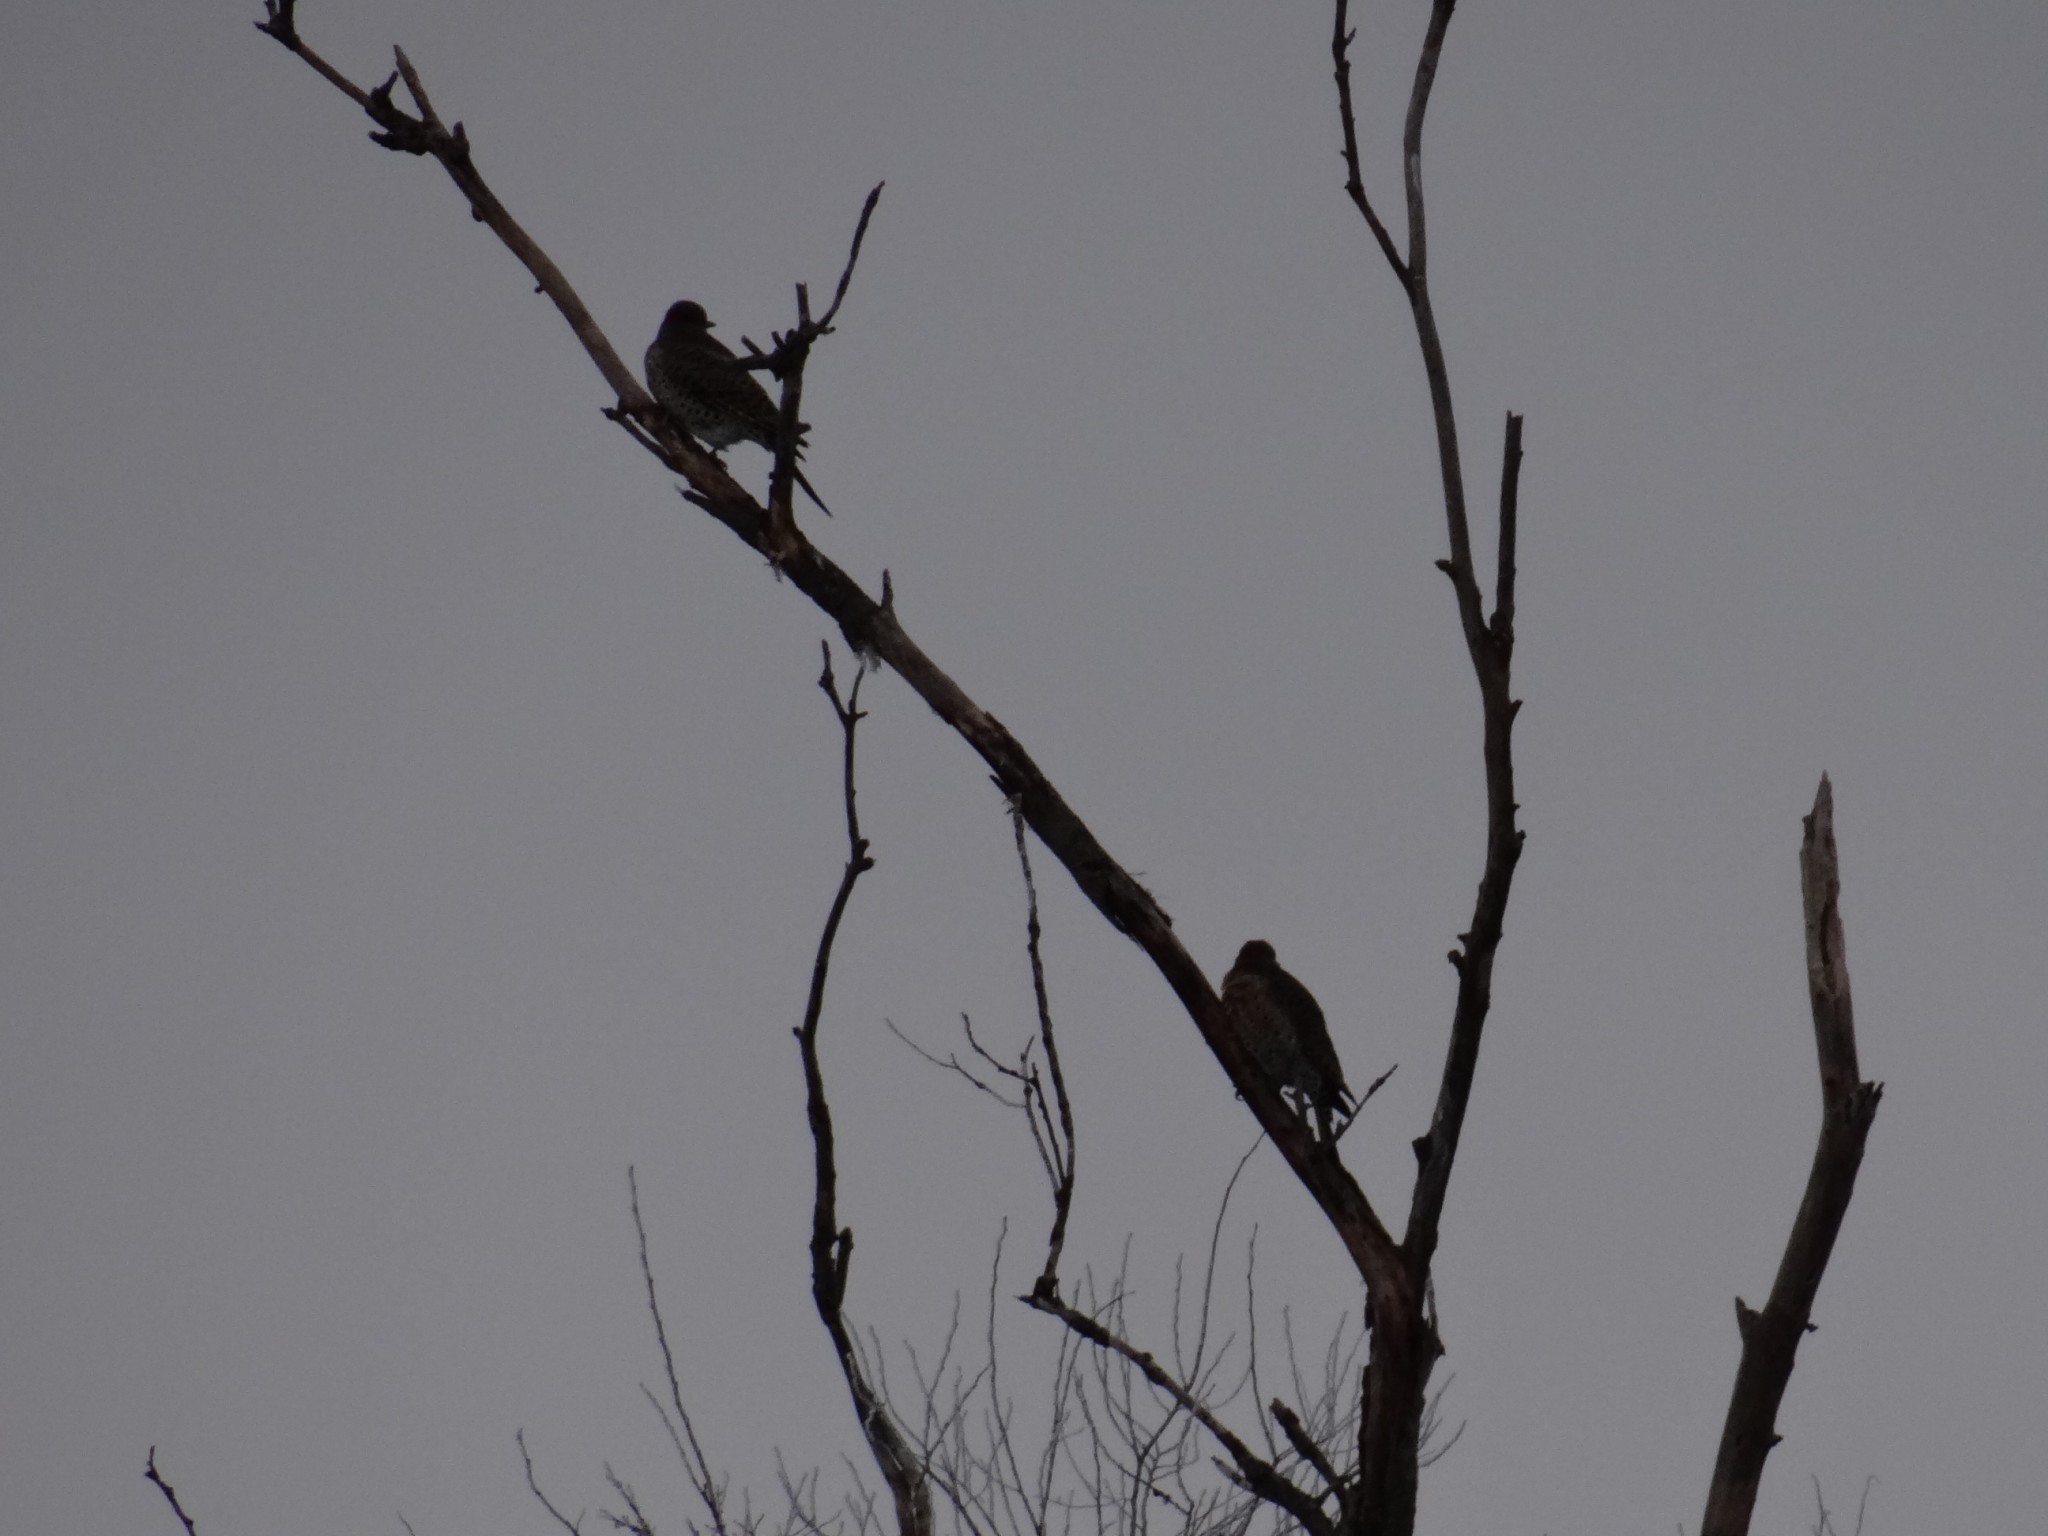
[1327,6,1525,1528]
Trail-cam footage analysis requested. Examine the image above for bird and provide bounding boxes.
[1220,940,1357,1139]
[644,300,831,515]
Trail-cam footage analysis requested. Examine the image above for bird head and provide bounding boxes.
[660,300,713,336]
[1234,939,1278,971]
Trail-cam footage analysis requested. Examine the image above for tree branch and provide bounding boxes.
[257,16,1441,1526]
[1403,406,1523,1260]
[252,8,832,555]
[1700,776,1882,1536]
[1021,1288,1334,1536]
[144,1448,202,1536]
[798,649,933,1536]
[1271,1398,1345,1505]
[1006,803,1079,1298]
[1329,0,1408,285]
[1329,6,1524,1528]
[262,2,1412,1299]
[519,1429,589,1536]
[629,1167,735,1536]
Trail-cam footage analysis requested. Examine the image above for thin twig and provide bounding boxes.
[1021,1291,1332,1536]
[1010,802,1077,1296]
[798,648,933,1536]
[630,1167,731,1536]
[520,1429,588,1536]
[603,1463,658,1536]
[144,1449,201,1536]
[1329,0,1408,284]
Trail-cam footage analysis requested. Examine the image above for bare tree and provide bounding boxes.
[141,7,1883,1536]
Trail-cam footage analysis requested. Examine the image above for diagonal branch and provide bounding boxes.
[1329,1,1408,285]
[251,4,1407,1303]
[1699,776,1883,1536]
[144,1449,202,1536]
[253,7,803,550]
[1271,1398,1345,1506]
[519,1429,589,1536]
[1021,1288,1335,1536]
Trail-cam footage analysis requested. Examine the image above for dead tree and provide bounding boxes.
[141,7,1885,1536]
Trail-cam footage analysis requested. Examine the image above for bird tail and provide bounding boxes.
[1318,1082,1360,1142]
[793,465,833,518]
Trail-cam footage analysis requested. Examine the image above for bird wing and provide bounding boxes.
[1271,969,1352,1103]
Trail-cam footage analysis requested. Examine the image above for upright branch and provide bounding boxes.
[628,1167,738,1536]
[1008,803,1078,1296]
[1700,776,1883,1536]
[796,648,933,1536]
[1328,3,1527,1529]
[746,187,882,548]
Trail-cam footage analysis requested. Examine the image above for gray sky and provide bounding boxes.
[5,2,2046,1532]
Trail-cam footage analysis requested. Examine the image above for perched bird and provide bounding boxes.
[644,300,831,515]
[1221,940,1357,1138]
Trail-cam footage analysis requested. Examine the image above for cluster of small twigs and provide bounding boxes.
[885,827,1443,1535]
[519,650,1385,1536]
[1806,1474,1878,1536]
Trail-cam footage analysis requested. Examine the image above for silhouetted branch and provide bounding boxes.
[520,1429,588,1536]
[756,190,882,545]
[1405,406,1523,1256]
[1328,3,1523,1527]
[603,1464,658,1536]
[253,19,1506,1532]
[255,1,365,104]
[1328,1,1406,284]
[1005,803,1078,1296]
[1271,1399,1344,1505]
[253,15,1402,1316]
[630,1166,735,1536]
[144,1448,201,1536]
[252,7,848,556]
[1015,1146,1347,1536]
[1699,776,1882,1536]
[798,648,933,1536]
[1806,1473,1877,1536]
[1021,1286,1332,1536]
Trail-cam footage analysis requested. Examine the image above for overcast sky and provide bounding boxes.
[5,3,2046,1533]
